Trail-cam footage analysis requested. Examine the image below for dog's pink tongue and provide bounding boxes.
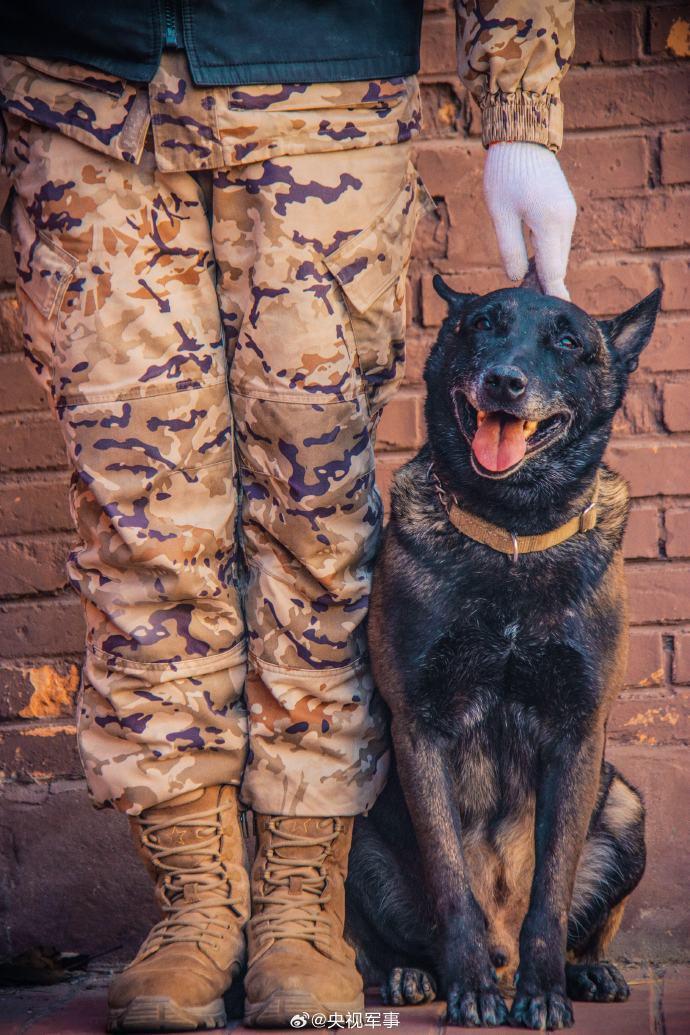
[472,413,527,472]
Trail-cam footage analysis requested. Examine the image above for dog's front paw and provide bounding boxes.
[446,985,509,1028]
[565,961,629,1002]
[382,966,436,1006]
[510,989,574,1030]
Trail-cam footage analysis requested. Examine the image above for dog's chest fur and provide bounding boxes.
[382,452,630,821]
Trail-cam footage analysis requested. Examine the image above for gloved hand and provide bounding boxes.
[483,141,577,301]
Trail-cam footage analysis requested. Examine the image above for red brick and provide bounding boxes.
[663,381,690,432]
[0,353,48,413]
[640,317,690,372]
[0,660,80,720]
[573,5,641,65]
[625,626,665,687]
[446,198,499,269]
[612,383,659,437]
[0,537,71,597]
[376,391,425,450]
[563,66,690,131]
[0,476,72,535]
[561,135,649,195]
[660,259,690,311]
[0,294,22,354]
[661,131,690,185]
[663,973,690,1035]
[420,82,469,140]
[623,505,660,559]
[674,629,690,683]
[649,5,690,56]
[626,563,690,623]
[609,694,690,746]
[666,509,690,559]
[571,195,646,254]
[420,13,455,77]
[411,189,449,260]
[0,233,16,285]
[641,192,690,249]
[608,745,690,960]
[0,598,84,657]
[567,261,657,317]
[607,440,690,497]
[374,451,414,511]
[0,414,68,472]
[0,723,81,783]
[404,327,433,384]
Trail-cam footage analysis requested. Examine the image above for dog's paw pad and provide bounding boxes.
[566,962,629,1003]
[381,967,436,1006]
[446,987,509,1027]
[510,990,574,1030]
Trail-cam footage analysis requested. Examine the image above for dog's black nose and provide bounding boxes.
[482,364,528,402]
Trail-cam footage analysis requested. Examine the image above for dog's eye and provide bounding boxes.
[474,315,491,331]
[557,335,580,350]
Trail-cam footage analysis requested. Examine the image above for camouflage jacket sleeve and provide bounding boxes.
[455,1,575,153]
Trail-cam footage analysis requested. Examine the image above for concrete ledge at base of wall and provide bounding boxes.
[0,744,688,963]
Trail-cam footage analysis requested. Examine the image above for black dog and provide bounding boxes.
[345,277,661,1029]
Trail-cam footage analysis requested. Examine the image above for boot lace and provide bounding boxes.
[252,818,341,947]
[131,801,243,963]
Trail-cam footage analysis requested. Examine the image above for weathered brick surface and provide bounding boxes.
[562,66,690,131]
[0,660,80,721]
[624,627,665,687]
[660,259,690,311]
[649,4,690,57]
[627,564,690,625]
[0,598,84,658]
[0,294,22,352]
[0,722,81,783]
[661,130,690,185]
[0,354,47,412]
[623,506,661,559]
[663,381,690,432]
[0,414,68,472]
[666,508,690,559]
[0,475,73,535]
[674,629,690,683]
[0,0,688,962]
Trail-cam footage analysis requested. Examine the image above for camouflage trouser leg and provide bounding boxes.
[211,143,427,815]
[4,117,248,814]
[4,114,427,816]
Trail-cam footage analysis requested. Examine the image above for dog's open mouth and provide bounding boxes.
[453,392,570,478]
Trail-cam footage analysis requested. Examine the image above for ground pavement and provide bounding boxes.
[1,965,688,1035]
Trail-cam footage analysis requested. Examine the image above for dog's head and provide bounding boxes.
[425,277,660,492]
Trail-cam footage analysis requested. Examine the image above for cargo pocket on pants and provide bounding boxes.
[10,197,78,396]
[323,159,434,418]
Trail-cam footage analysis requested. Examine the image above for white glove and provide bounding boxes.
[483,142,577,300]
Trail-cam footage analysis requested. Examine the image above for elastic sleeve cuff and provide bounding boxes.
[480,91,564,153]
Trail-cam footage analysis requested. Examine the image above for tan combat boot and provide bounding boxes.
[107,785,250,1032]
[244,815,364,1027]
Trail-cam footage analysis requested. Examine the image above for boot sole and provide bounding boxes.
[245,991,365,1028]
[107,997,226,1032]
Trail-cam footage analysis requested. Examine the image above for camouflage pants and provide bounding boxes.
[2,111,427,816]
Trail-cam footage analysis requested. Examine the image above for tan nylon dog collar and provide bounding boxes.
[430,466,600,563]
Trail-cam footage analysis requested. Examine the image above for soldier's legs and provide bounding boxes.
[3,116,252,1029]
[4,117,248,813]
[211,142,428,1023]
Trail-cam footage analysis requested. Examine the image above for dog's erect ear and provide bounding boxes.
[600,289,661,373]
[519,257,543,294]
[432,273,477,310]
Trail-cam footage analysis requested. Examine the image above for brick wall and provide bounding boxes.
[0,1,689,961]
